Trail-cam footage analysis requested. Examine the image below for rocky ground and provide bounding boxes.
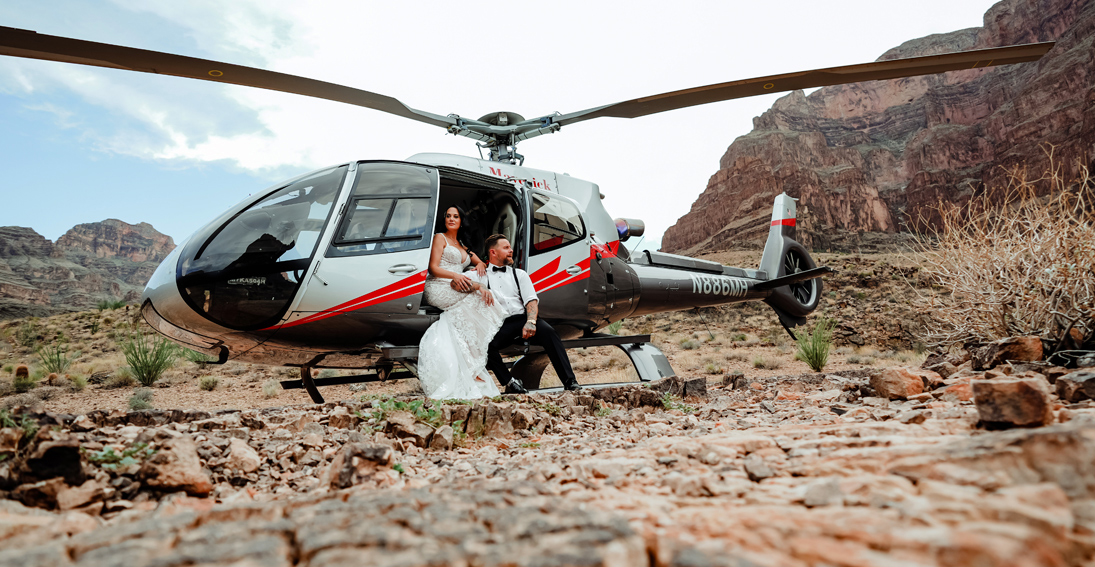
[2,251,1094,565]
[3,344,1095,566]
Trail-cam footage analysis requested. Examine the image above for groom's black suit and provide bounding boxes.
[474,264,580,392]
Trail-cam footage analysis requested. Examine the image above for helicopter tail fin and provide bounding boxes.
[759,193,824,327]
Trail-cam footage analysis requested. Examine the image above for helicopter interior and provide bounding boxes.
[434,177,524,264]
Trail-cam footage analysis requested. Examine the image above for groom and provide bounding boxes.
[453,234,583,394]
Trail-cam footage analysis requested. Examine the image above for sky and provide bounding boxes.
[0,0,1000,251]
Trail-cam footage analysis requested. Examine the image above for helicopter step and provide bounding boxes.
[279,333,674,403]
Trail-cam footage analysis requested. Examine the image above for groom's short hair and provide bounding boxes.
[484,234,508,251]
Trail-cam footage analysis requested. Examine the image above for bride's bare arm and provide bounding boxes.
[429,234,473,290]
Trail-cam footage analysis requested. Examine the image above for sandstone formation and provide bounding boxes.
[662,0,1095,254]
[0,220,174,319]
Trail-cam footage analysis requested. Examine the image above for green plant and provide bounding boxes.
[37,344,76,375]
[68,375,88,392]
[606,320,623,335]
[89,320,101,335]
[0,409,15,428]
[366,397,444,427]
[106,368,138,389]
[518,442,541,449]
[532,401,561,416]
[595,407,612,418]
[97,299,127,311]
[1,410,40,439]
[121,335,178,387]
[182,348,214,366]
[393,463,406,474]
[128,388,154,410]
[793,317,834,372]
[262,379,282,398]
[83,442,156,471]
[2,364,12,374]
[704,362,723,375]
[13,372,38,393]
[660,392,696,414]
[679,339,699,350]
[15,322,37,348]
[732,333,747,342]
[199,376,219,391]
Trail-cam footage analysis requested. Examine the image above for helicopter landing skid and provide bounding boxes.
[281,334,675,403]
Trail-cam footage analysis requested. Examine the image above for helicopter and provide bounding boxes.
[0,27,1054,402]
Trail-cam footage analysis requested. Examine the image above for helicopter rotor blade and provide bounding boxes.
[0,26,456,129]
[554,42,1055,126]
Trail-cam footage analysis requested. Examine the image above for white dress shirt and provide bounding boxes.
[468,265,538,318]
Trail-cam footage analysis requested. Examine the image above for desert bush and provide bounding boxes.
[606,320,623,335]
[68,375,88,392]
[12,372,37,393]
[33,386,64,401]
[915,153,1095,351]
[1,364,11,374]
[105,368,138,389]
[794,317,834,372]
[15,322,37,348]
[262,379,282,399]
[752,357,782,370]
[679,339,699,350]
[704,362,723,375]
[97,299,127,311]
[128,388,154,410]
[121,335,178,387]
[37,344,76,375]
[1,393,41,411]
[182,348,214,367]
[199,376,219,391]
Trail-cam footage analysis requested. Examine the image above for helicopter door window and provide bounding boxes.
[327,163,436,257]
[530,193,585,255]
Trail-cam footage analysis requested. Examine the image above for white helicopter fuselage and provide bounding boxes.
[141,152,813,370]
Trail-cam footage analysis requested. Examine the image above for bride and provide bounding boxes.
[416,206,507,399]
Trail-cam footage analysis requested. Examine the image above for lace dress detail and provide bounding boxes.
[417,243,506,399]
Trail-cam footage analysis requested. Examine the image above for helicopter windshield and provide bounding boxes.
[177,166,348,330]
[531,192,585,254]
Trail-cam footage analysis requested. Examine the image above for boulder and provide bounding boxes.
[56,479,112,511]
[972,378,1054,429]
[12,477,66,509]
[225,438,262,474]
[939,382,973,403]
[325,443,396,490]
[1055,371,1095,403]
[483,403,515,438]
[971,337,1044,370]
[869,367,930,400]
[385,411,433,447]
[648,376,708,399]
[138,436,213,496]
[328,406,360,430]
[430,425,454,451]
[19,431,85,486]
[0,428,22,456]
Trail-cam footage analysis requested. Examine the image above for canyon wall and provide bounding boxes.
[662,0,1095,254]
[0,220,174,319]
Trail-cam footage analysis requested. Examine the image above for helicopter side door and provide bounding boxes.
[525,190,591,327]
[275,162,439,345]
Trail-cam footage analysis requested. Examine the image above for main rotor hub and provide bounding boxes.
[447,110,562,165]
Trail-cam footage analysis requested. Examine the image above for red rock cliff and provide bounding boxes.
[662,0,1095,254]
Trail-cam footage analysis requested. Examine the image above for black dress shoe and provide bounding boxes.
[505,379,529,395]
[563,381,583,391]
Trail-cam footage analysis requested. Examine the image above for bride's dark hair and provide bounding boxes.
[435,204,473,252]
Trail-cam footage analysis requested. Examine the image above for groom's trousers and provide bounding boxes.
[486,314,578,388]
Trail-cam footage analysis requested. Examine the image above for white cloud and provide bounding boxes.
[1,0,1000,238]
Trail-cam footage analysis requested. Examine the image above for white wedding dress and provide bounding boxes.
[417,243,507,399]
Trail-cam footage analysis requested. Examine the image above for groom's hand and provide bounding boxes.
[522,321,537,339]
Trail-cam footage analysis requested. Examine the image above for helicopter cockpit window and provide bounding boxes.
[328,163,436,257]
[177,165,348,330]
[530,193,585,255]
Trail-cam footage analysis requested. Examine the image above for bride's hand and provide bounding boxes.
[475,262,487,277]
[479,289,494,306]
[452,273,473,292]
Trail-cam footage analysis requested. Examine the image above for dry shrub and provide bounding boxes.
[915,151,1094,351]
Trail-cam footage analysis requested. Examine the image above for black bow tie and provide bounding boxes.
[492,266,507,273]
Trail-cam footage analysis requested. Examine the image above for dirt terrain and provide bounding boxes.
[4,252,1092,566]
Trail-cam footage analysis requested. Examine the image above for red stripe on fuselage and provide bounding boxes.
[771,218,796,226]
[268,270,427,330]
